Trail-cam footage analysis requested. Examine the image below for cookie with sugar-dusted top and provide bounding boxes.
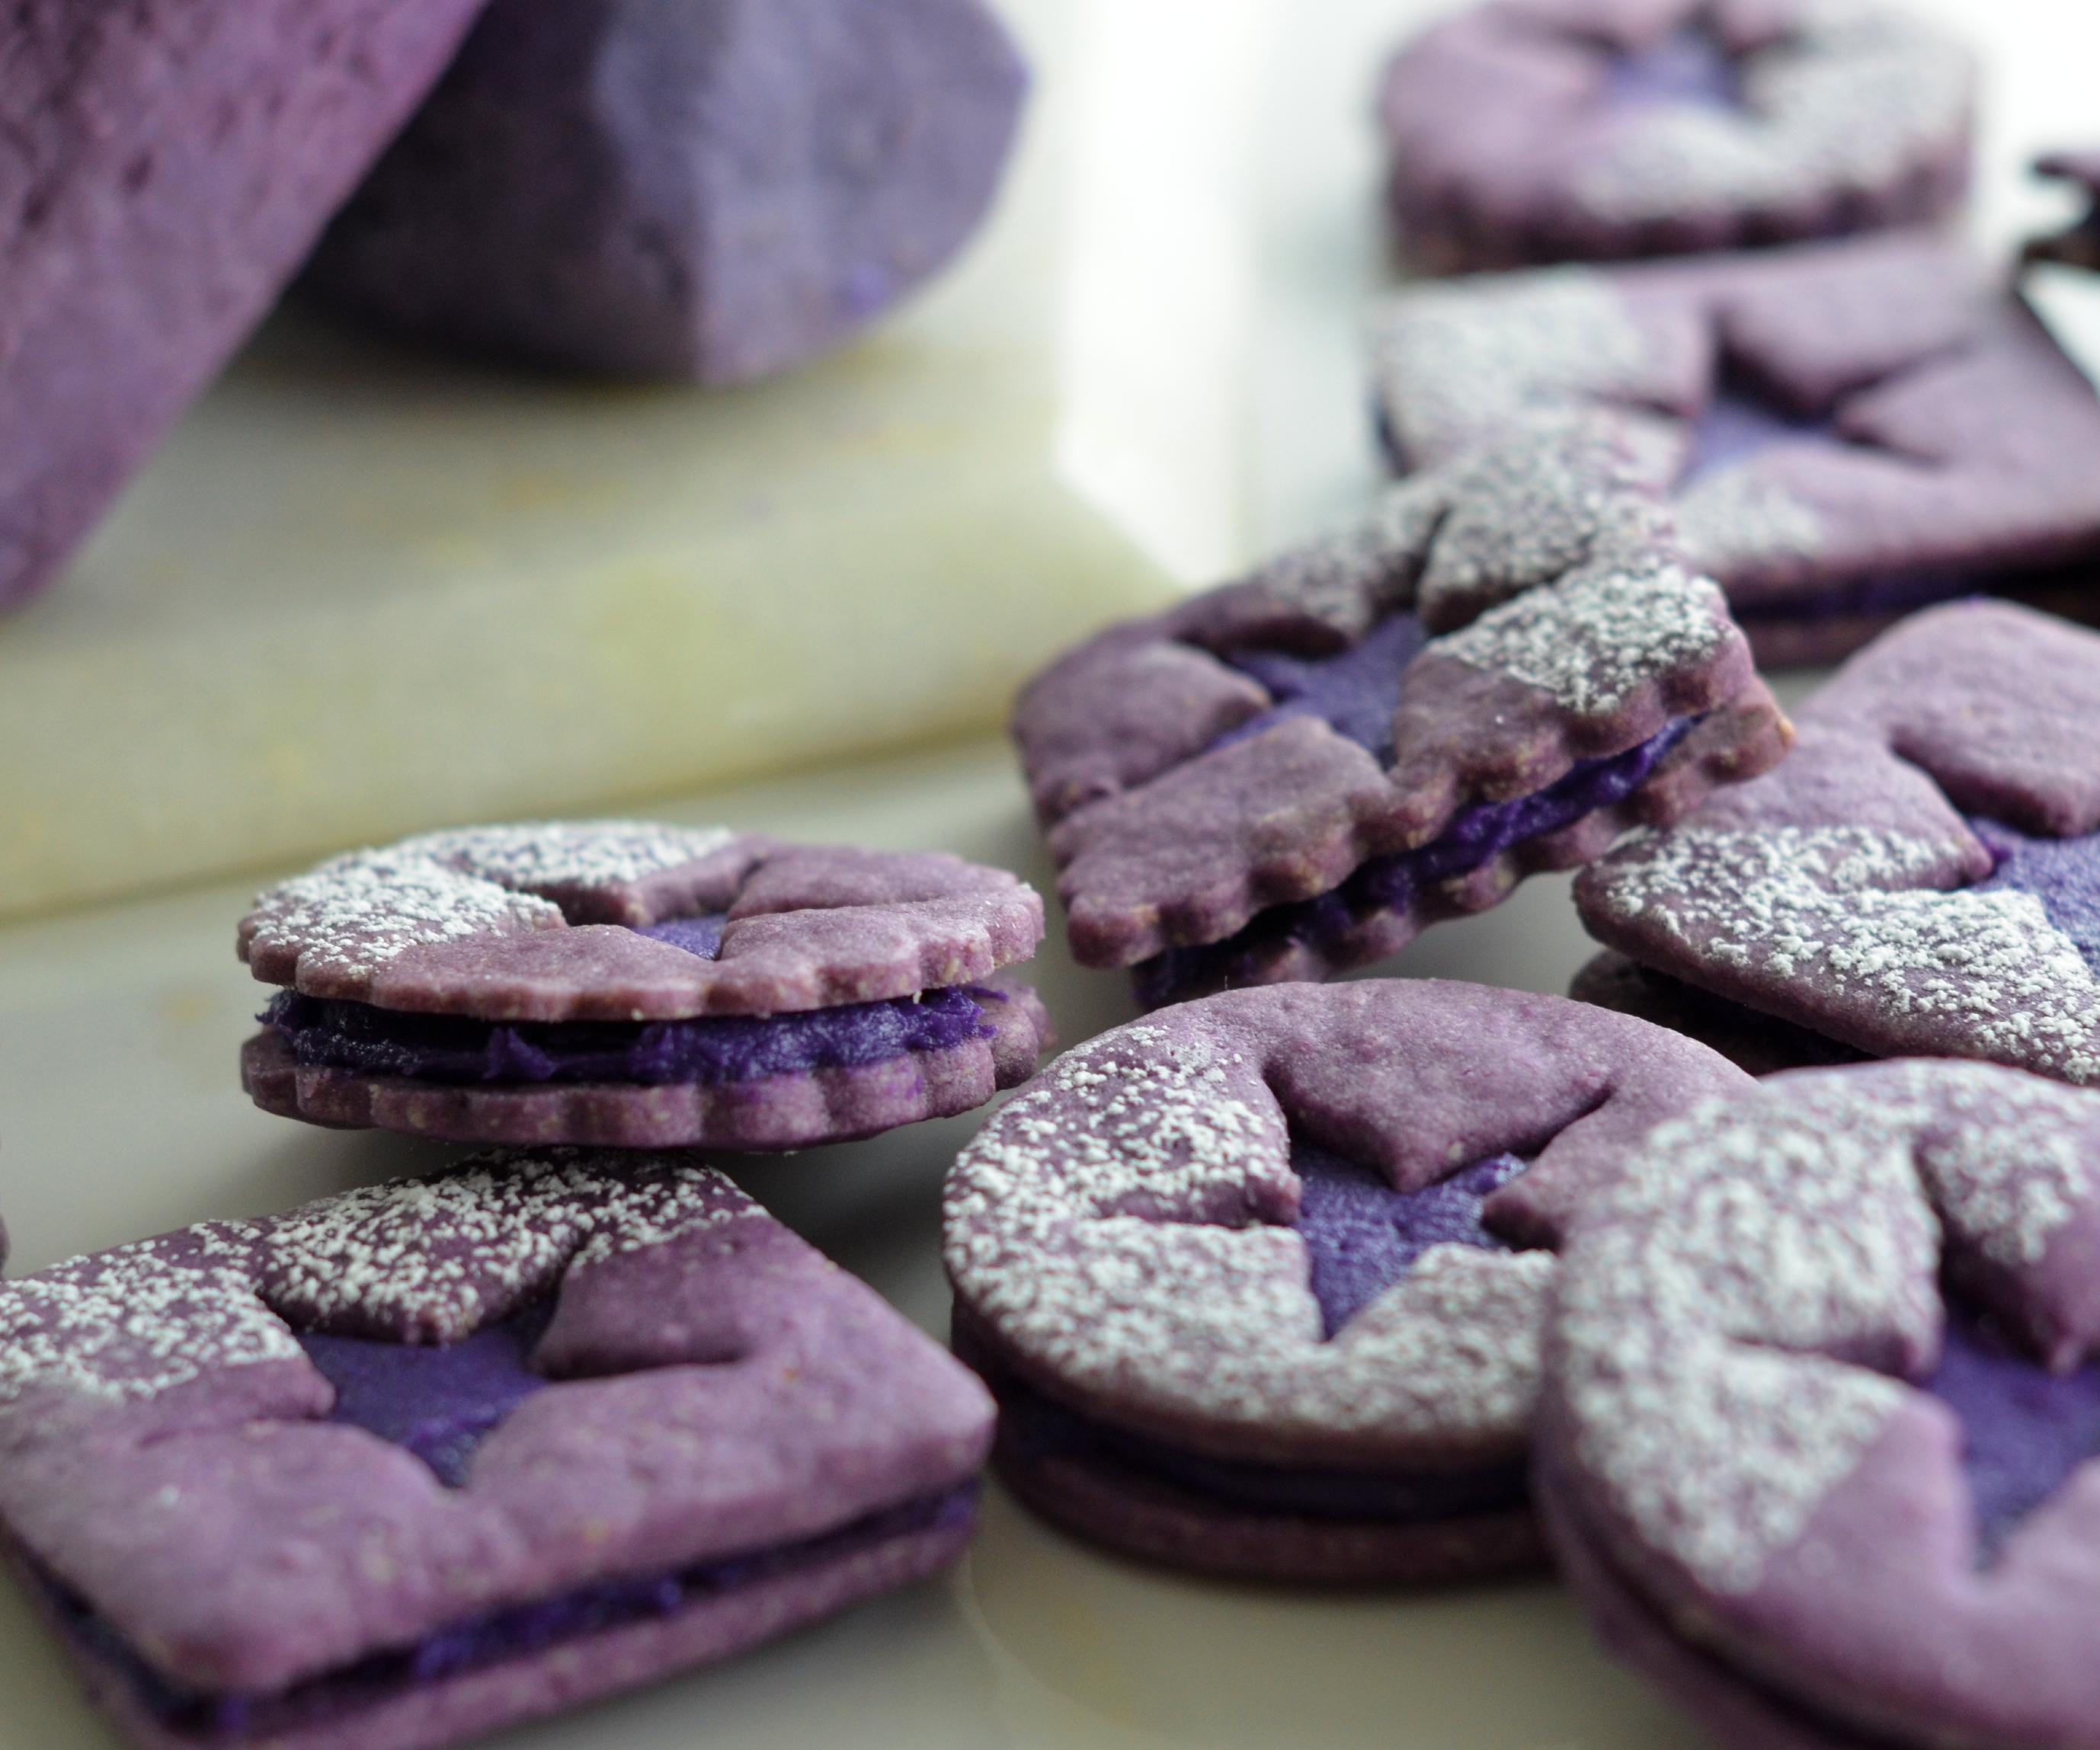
[238,821,1052,1150]
[1577,600,2100,1085]
[1013,418,1788,1006]
[2027,150,2100,272]
[1570,948,1867,1077]
[1538,1057,2100,1750]
[0,1148,993,1750]
[1370,233,2100,664]
[942,977,1753,1581]
[1379,0,1972,276]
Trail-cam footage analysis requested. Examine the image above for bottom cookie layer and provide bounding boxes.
[1568,951,1862,1078]
[242,983,1053,1149]
[956,1316,1540,1585]
[21,1490,978,1750]
[1537,1464,1879,1750]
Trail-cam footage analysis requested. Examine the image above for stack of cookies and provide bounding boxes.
[13,4,2100,1749]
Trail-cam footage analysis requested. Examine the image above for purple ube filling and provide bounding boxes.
[38,1296,978,1740]
[296,1301,558,1488]
[262,977,1004,1089]
[1921,1304,2100,1563]
[1596,24,1743,111]
[991,1144,1532,1521]
[1135,612,1696,1003]
[42,1488,977,1742]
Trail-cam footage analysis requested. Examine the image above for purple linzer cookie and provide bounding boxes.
[2026,151,2100,272]
[238,820,1052,1150]
[0,1,491,613]
[1379,0,1973,276]
[1576,600,2100,1086]
[1538,1058,2100,1750]
[1013,417,1791,1007]
[302,0,1027,383]
[0,1151,991,1750]
[942,978,1753,1582]
[1370,232,2100,664]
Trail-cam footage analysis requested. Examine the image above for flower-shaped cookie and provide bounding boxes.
[0,1150,993,1750]
[1577,600,2100,1084]
[1372,232,2100,663]
[943,978,1752,1581]
[1381,0,1972,274]
[240,821,1051,1148]
[1541,1059,2100,1750]
[1014,418,1788,1006]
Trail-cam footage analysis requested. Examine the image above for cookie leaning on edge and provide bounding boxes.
[239,821,1052,1150]
[1539,1059,2100,1750]
[1380,0,1973,274]
[942,978,1753,1582]
[0,1150,994,1750]
[1013,415,1790,1008]
[1574,600,2100,1084]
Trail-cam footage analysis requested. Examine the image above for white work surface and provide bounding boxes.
[0,742,1698,1750]
[5,0,2100,1745]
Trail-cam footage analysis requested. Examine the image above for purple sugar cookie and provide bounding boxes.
[2027,151,2100,272]
[1370,232,2100,664]
[1380,0,1973,275]
[303,0,1026,383]
[0,0,492,614]
[942,978,1753,1582]
[1538,1058,2100,1750]
[238,821,1052,1149]
[1013,418,1790,1006]
[0,1149,994,1750]
[1576,600,2100,1086]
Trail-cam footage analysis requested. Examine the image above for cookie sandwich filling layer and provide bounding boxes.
[1138,612,1699,1003]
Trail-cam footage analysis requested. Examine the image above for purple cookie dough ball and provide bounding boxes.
[304,0,1029,382]
[0,0,490,613]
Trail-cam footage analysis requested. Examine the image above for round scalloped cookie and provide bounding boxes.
[1381,0,1972,274]
[1540,1057,2100,1750]
[238,821,1051,1150]
[942,978,1752,1582]
[1576,600,2100,1086]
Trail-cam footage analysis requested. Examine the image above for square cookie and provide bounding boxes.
[0,1150,993,1750]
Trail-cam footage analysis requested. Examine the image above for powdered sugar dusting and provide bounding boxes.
[1370,271,1650,464]
[945,1022,1554,1449]
[1234,478,1439,641]
[401,821,738,892]
[261,1151,758,1342]
[1676,468,1827,574]
[245,849,564,980]
[0,1237,298,1408]
[1436,555,1727,716]
[0,1152,760,1406]
[1557,1061,2100,1593]
[1557,1093,1929,1594]
[1589,825,2100,1083]
[1576,5,1971,226]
